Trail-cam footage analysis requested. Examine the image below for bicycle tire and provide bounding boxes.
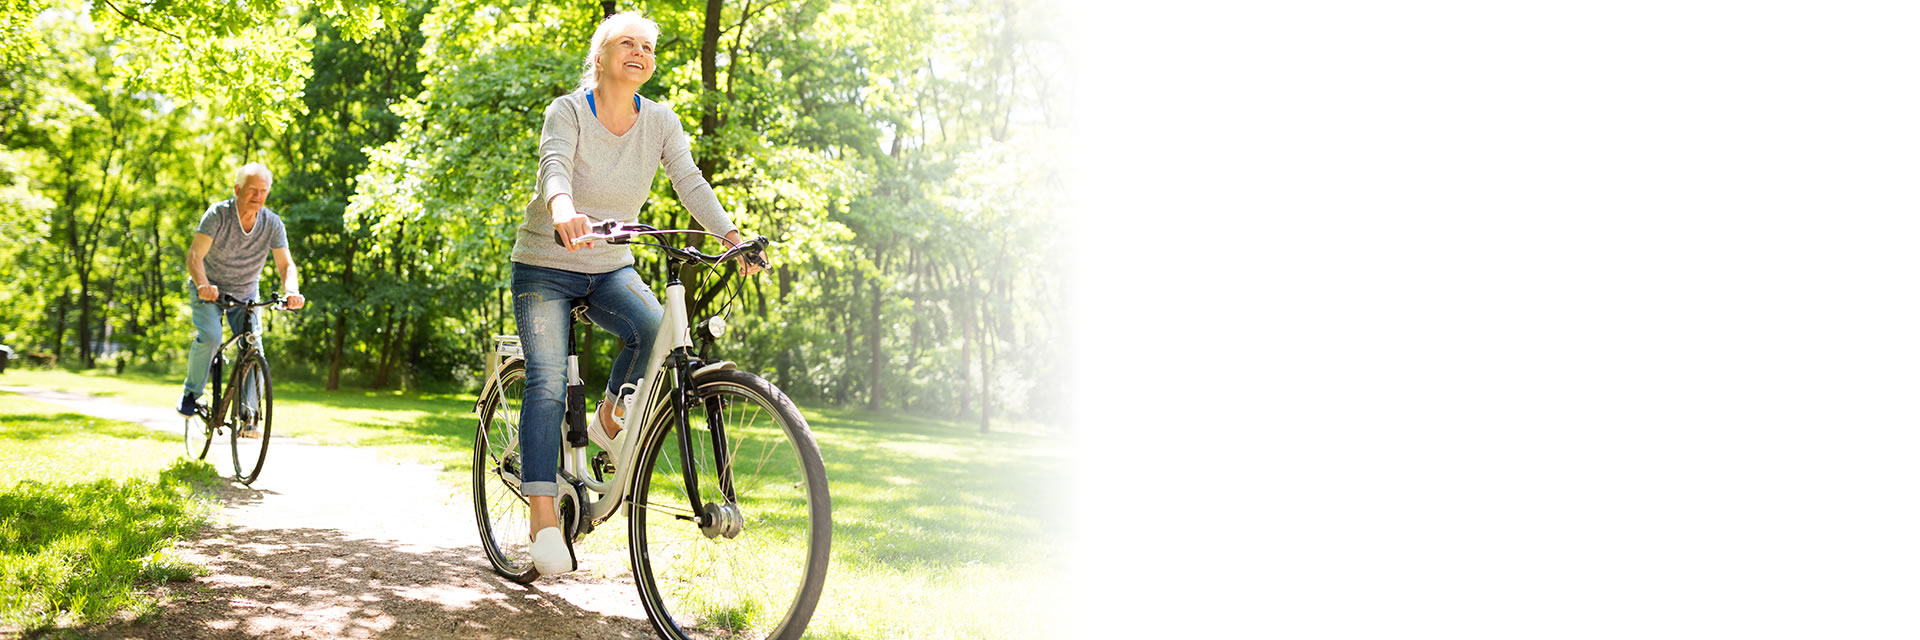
[627,369,831,640]
[183,410,212,460]
[229,352,273,485]
[474,361,539,583]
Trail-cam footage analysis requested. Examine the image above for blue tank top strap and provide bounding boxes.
[586,90,641,118]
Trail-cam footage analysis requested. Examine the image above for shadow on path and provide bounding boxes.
[93,525,657,640]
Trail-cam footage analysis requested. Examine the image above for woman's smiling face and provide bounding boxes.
[598,20,656,88]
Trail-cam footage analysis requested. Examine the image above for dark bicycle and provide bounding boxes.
[182,293,290,485]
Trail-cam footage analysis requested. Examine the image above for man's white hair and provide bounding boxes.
[577,12,662,93]
[233,162,274,188]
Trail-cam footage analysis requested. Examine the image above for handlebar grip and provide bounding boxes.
[750,236,773,268]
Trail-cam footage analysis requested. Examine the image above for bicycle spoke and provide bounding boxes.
[640,500,699,520]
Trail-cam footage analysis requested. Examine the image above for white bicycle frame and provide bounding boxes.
[481,274,735,525]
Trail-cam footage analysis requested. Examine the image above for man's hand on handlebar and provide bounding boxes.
[196,283,220,302]
[286,293,306,310]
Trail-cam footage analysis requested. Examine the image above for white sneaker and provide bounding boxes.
[530,527,576,576]
[586,392,626,451]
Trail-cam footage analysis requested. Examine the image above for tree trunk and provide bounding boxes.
[955,261,973,418]
[73,260,94,368]
[977,289,994,434]
[698,0,725,176]
[771,261,787,386]
[979,320,992,434]
[400,312,418,390]
[52,290,71,361]
[866,278,884,410]
[838,301,853,405]
[326,312,347,390]
[373,305,395,388]
[908,250,924,365]
[146,201,165,363]
[325,246,354,390]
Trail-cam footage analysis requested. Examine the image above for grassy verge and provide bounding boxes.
[0,368,1072,638]
[799,408,1073,639]
[0,392,219,633]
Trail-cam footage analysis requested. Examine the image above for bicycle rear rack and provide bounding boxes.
[474,335,525,414]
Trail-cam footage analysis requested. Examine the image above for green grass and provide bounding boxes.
[800,408,1072,639]
[0,392,219,633]
[1,368,1072,638]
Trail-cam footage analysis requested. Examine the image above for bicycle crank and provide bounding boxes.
[701,502,743,539]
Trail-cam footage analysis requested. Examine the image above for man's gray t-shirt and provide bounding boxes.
[195,199,287,300]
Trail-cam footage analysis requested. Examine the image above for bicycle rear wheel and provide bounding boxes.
[183,410,212,460]
[474,361,538,583]
[229,353,273,485]
[628,369,831,640]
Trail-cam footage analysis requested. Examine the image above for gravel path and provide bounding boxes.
[0,385,665,639]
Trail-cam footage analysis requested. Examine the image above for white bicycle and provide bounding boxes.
[471,222,830,640]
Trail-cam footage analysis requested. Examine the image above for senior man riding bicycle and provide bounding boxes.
[176,162,308,427]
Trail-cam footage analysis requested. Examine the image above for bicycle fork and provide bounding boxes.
[666,351,743,539]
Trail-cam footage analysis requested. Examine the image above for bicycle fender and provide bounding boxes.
[692,361,737,381]
[474,357,524,414]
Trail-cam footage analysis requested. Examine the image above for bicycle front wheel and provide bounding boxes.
[183,410,211,460]
[474,361,538,583]
[229,353,273,485]
[628,370,831,640]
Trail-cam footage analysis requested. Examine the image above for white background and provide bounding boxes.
[1068,1,1920,637]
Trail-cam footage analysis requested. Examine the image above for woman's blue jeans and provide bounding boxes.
[511,262,663,498]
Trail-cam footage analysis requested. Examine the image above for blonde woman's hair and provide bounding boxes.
[577,12,662,93]
[232,162,273,188]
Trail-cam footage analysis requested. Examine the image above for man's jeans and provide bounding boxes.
[512,262,663,499]
[182,297,263,398]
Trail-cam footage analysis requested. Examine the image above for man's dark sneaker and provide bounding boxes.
[176,392,199,417]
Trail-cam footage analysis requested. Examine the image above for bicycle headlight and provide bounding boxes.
[700,316,727,340]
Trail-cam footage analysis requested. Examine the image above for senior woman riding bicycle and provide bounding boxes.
[512,11,763,577]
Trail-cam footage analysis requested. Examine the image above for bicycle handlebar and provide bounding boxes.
[553,220,772,269]
[208,293,298,312]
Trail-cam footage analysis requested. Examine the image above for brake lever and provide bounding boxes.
[747,236,772,269]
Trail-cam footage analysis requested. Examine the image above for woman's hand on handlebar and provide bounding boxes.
[549,194,593,252]
[724,230,765,276]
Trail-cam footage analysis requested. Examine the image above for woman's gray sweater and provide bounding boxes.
[511,90,737,273]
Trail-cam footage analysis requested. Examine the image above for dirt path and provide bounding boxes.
[1,386,665,639]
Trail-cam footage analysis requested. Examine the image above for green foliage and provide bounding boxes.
[5,0,1070,427]
[0,0,51,72]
